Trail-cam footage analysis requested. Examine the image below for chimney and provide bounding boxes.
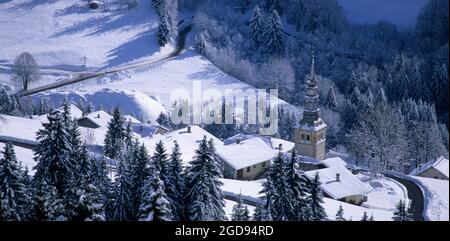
[140,125,143,132]
[236,138,241,144]
[279,143,283,150]
[336,173,340,182]
[187,125,192,133]
[97,114,100,118]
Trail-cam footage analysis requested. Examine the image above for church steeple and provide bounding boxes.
[294,53,327,160]
[300,54,321,126]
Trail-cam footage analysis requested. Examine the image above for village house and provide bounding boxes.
[304,159,372,205]
[410,156,449,180]
[218,134,294,180]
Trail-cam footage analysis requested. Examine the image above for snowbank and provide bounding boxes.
[409,176,449,221]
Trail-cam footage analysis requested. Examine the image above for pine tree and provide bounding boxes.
[369,214,374,221]
[268,151,295,220]
[260,178,275,221]
[152,140,169,186]
[286,151,309,220]
[431,63,449,112]
[138,172,172,221]
[324,87,338,109]
[249,5,266,48]
[194,33,207,56]
[30,179,66,221]
[157,15,171,46]
[104,106,126,160]
[361,211,369,221]
[185,136,226,221]
[157,111,173,129]
[392,200,410,221]
[0,144,27,221]
[90,157,112,219]
[307,172,327,221]
[253,204,265,221]
[231,193,250,221]
[113,157,133,221]
[262,9,284,56]
[376,87,388,105]
[0,87,15,115]
[166,141,185,220]
[335,204,345,221]
[33,111,72,196]
[128,141,150,218]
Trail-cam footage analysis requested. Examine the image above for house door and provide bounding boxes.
[237,169,243,179]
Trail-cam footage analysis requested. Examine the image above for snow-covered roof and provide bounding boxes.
[305,165,372,199]
[142,125,222,166]
[124,115,141,124]
[131,123,166,138]
[217,137,277,170]
[320,157,348,168]
[80,110,112,128]
[224,134,294,152]
[410,156,449,178]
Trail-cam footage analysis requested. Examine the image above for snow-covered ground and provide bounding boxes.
[358,174,409,212]
[0,0,163,70]
[221,178,394,221]
[408,176,449,221]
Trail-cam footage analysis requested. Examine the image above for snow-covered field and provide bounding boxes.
[358,174,409,211]
[409,176,449,221]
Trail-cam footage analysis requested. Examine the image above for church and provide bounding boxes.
[294,55,327,160]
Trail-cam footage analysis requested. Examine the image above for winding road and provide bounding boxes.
[385,174,425,221]
[16,21,193,97]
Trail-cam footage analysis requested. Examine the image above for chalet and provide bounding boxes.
[410,156,449,180]
[304,163,372,205]
[218,134,294,180]
[77,110,112,129]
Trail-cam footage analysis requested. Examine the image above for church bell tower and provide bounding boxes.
[294,54,327,160]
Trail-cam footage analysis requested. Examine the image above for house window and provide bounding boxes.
[246,167,251,172]
[306,135,310,141]
[262,162,266,167]
[254,165,257,168]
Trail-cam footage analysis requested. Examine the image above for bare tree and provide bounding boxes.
[13,52,41,91]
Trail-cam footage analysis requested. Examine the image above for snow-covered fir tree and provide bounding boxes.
[286,151,310,220]
[185,136,226,221]
[231,193,250,221]
[194,33,207,56]
[152,140,169,187]
[104,106,126,160]
[138,171,172,221]
[157,14,171,46]
[249,5,266,48]
[262,9,284,56]
[306,172,327,221]
[0,143,27,221]
[33,110,72,196]
[324,87,338,110]
[260,177,275,221]
[361,211,369,221]
[113,155,134,221]
[392,200,410,221]
[166,141,186,221]
[129,141,151,218]
[30,179,66,221]
[157,111,172,130]
[335,204,345,221]
[267,151,295,220]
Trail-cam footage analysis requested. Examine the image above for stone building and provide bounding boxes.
[294,55,327,160]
